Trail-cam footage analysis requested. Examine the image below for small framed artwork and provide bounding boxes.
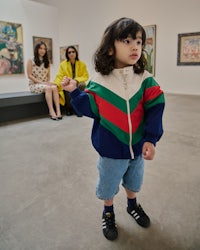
[177,32,200,65]
[143,24,156,76]
[33,36,53,63]
[59,46,67,62]
[0,20,24,75]
[59,44,79,62]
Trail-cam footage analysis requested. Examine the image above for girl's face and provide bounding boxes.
[113,31,142,68]
[38,44,46,58]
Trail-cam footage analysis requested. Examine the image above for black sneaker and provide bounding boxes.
[102,212,118,241]
[127,204,150,228]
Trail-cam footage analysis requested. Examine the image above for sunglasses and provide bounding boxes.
[68,51,75,54]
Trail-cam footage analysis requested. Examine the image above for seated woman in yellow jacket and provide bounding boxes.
[54,45,89,116]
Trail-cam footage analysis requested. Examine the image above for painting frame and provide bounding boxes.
[0,20,24,75]
[59,44,79,62]
[143,24,156,76]
[177,32,200,66]
[32,36,53,64]
[59,46,68,62]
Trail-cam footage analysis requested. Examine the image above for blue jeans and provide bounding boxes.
[96,155,144,200]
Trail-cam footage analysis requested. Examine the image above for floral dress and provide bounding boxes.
[28,60,49,93]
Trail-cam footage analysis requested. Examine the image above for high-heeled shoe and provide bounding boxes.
[57,116,63,120]
[49,115,58,120]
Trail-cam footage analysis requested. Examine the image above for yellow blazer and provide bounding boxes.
[54,60,89,105]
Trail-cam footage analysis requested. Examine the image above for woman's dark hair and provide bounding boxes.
[94,17,147,75]
[34,41,49,68]
[65,45,79,61]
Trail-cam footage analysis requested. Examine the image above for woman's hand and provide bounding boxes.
[43,82,51,86]
[142,142,155,160]
[61,76,77,92]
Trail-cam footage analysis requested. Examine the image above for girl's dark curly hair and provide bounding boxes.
[34,41,49,68]
[65,45,79,61]
[94,17,147,75]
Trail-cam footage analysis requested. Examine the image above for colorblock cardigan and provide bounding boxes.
[70,66,165,159]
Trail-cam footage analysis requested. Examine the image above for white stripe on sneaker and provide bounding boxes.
[131,210,140,220]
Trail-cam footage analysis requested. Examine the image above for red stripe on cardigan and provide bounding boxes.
[94,94,144,134]
[144,86,163,102]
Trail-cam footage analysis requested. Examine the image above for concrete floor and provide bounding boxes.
[0,93,199,250]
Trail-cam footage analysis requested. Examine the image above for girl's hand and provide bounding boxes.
[61,77,77,92]
[142,142,155,160]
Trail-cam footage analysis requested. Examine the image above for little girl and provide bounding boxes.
[61,17,165,241]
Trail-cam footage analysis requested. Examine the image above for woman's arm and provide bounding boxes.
[47,66,50,82]
[54,63,66,85]
[27,59,40,83]
[75,61,89,83]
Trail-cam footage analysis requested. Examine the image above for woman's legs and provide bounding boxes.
[51,85,61,117]
[44,86,57,118]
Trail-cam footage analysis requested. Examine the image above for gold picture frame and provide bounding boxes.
[59,44,79,62]
[33,36,53,64]
[143,25,156,76]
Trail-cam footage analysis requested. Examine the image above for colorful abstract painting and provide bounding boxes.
[0,20,24,75]
[177,32,200,65]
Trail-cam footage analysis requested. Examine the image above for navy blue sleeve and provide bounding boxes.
[70,88,96,118]
[143,103,165,145]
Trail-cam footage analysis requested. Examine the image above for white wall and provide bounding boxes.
[0,0,200,95]
[0,0,59,93]
[57,0,200,95]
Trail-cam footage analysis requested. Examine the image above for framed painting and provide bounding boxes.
[59,46,67,62]
[0,20,24,75]
[59,44,79,62]
[177,32,200,65]
[143,25,156,76]
[33,36,53,63]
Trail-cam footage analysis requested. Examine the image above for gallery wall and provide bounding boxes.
[0,0,59,93]
[0,0,200,95]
